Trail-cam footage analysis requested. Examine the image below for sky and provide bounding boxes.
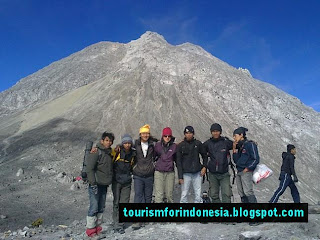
[1,0,319,111]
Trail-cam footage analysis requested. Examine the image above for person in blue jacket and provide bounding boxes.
[232,127,259,203]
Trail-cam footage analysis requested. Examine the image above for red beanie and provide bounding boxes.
[162,127,172,136]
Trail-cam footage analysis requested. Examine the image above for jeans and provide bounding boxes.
[133,175,154,203]
[269,172,300,203]
[180,172,202,203]
[88,184,107,216]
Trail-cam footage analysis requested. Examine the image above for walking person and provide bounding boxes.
[203,123,233,203]
[269,144,300,203]
[154,127,177,203]
[176,126,208,203]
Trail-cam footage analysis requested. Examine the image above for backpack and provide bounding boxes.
[81,141,103,181]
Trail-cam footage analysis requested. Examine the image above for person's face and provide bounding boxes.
[123,142,132,151]
[100,137,113,148]
[140,132,150,142]
[162,135,172,143]
[184,132,194,141]
[291,148,296,155]
[211,130,221,139]
[233,134,243,143]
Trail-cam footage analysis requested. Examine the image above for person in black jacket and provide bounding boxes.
[269,144,300,203]
[131,124,157,230]
[176,126,208,203]
[203,123,233,203]
[112,134,136,234]
[233,127,259,203]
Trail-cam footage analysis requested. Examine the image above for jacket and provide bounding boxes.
[154,138,177,172]
[233,140,259,172]
[86,142,115,186]
[203,136,233,174]
[132,138,156,177]
[280,152,296,176]
[176,138,208,179]
[113,146,136,184]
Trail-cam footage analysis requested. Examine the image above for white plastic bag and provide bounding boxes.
[252,164,273,184]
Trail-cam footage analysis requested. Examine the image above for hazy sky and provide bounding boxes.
[1,0,319,111]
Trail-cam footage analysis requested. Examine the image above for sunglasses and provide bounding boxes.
[163,135,172,138]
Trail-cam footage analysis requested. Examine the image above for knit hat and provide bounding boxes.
[287,144,296,152]
[139,124,150,134]
[210,123,222,132]
[184,126,194,134]
[121,134,133,145]
[233,127,248,135]
[162,127,172,137]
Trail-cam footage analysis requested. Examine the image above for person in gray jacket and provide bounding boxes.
[85,132,115,238]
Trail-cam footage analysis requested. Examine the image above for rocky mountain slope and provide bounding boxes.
[0,32,319,234]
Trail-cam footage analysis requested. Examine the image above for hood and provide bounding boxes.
[282,152,289,159]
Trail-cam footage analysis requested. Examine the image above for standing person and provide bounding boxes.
[269,144,300,203]
[112,134,136,234]
[176,126,208,203]
[203,123,233,203]
[232,127,259,203]
[154,127,177,203]
[131,124,157,230]
[85,132,115,239]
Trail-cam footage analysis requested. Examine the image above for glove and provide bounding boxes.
[91,185,98,194]
[293,175,298,183]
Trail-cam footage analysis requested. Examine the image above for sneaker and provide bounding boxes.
[86,228,97,237]
[96,226,102,235]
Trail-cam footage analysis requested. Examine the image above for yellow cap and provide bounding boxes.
[139,124,150,134]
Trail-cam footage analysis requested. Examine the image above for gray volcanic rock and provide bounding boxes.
[0,31,319,232]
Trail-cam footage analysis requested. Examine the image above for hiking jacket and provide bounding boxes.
[132,138,156,178]
[280,152,296,176]
[203,136,233,174]
[233,140,259,172]
[176,138,208,179]
[113,146,136,184]
[86,142,115,186]
[154,138,177,172]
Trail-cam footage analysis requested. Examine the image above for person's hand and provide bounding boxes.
[200,167,206,176]
[293,175,298,183]
[243,168,249,173]
[115,145,121,152]
[232,142,238,153]
[90,147,98,153]
[91,185,98,194]
[179,179,184,185]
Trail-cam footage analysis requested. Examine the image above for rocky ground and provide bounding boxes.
[1,171,320,240]
[1,213,320,240]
